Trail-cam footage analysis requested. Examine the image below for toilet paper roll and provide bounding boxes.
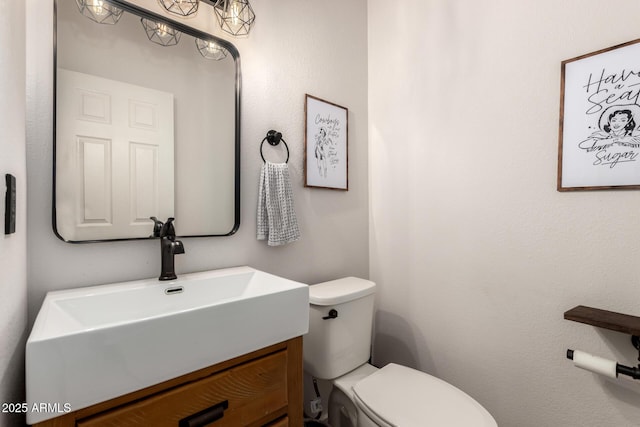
[572,350,618,379]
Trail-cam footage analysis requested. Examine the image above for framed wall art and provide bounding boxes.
[558,38,640,191]
[304,94,348,190]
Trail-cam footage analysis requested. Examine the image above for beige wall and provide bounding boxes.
[0,3,27,427]
[26,0,368,319]
[369,0,640,426]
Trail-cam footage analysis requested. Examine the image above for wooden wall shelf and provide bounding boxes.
[564,305,640,336]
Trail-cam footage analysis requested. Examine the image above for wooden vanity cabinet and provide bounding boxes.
[33,337,303,427]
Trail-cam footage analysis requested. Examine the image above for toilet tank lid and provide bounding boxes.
[309,277,376,306]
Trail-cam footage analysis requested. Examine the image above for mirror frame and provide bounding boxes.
[52,0,241,243]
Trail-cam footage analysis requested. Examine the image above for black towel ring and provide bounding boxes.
[260,130,290,163]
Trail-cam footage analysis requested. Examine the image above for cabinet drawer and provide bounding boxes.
[77,351,288,427]
[265,416,288,427]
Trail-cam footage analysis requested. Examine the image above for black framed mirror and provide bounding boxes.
[54,0,240,242]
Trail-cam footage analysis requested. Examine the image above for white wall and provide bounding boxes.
[27,0,368,323]
[369,0,640,426]
[0,2,27,427]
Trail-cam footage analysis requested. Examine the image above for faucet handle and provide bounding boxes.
[160,217,176,238]
[150,216,163,237]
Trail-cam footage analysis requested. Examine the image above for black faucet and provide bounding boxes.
[150,217,185,281]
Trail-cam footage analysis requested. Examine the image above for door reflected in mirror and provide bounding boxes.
[54,0,240,242]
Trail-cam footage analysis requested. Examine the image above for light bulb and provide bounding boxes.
[157,23,168,37]
[90,0,106,16]
[229,0,240,27]
[206,41,217,52]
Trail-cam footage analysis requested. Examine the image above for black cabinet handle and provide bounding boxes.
[179,400,228,427]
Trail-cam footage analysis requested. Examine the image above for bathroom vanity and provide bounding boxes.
[26,267,309,426]
[32,337,302,427]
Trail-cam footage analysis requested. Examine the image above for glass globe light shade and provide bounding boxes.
[158,0,199,17]
[141,18,182,46]
[195,38,228,60]
[75,0,123,25]
[214,0,255,37]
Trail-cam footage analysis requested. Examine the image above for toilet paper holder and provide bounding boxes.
[566,347,640,380]
[566,335,640,380]
[564,305,640,380]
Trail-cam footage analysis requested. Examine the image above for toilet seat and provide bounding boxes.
[333,363,379,398]
[352,363,497,427]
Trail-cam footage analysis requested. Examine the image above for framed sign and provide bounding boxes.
[304,94,348,190]
[558,38,640,191]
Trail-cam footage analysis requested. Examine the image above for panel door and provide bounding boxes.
[56,69,174,240]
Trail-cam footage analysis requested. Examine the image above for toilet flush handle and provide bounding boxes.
[322,309,339,320]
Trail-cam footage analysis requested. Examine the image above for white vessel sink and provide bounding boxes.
[26,266,309,425]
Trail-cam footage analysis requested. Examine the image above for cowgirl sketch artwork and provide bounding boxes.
[314,127,329,178]
[558,38,640,190]
[305,94,348,190]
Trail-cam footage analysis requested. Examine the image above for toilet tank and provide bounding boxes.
[304,277,376,380]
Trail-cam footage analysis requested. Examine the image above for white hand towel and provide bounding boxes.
[257,161,301,246]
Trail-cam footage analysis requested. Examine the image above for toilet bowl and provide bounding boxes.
[303,277,497,427]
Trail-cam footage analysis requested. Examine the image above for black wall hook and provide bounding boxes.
[260,129,290,163]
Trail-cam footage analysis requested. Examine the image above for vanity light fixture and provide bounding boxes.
[141,18,182,46]
[195,39,228,60]
[212,0,255,37]
[158,0,199,17]
[75,0,123,25]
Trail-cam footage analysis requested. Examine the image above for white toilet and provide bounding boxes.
[303,277,497,427]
